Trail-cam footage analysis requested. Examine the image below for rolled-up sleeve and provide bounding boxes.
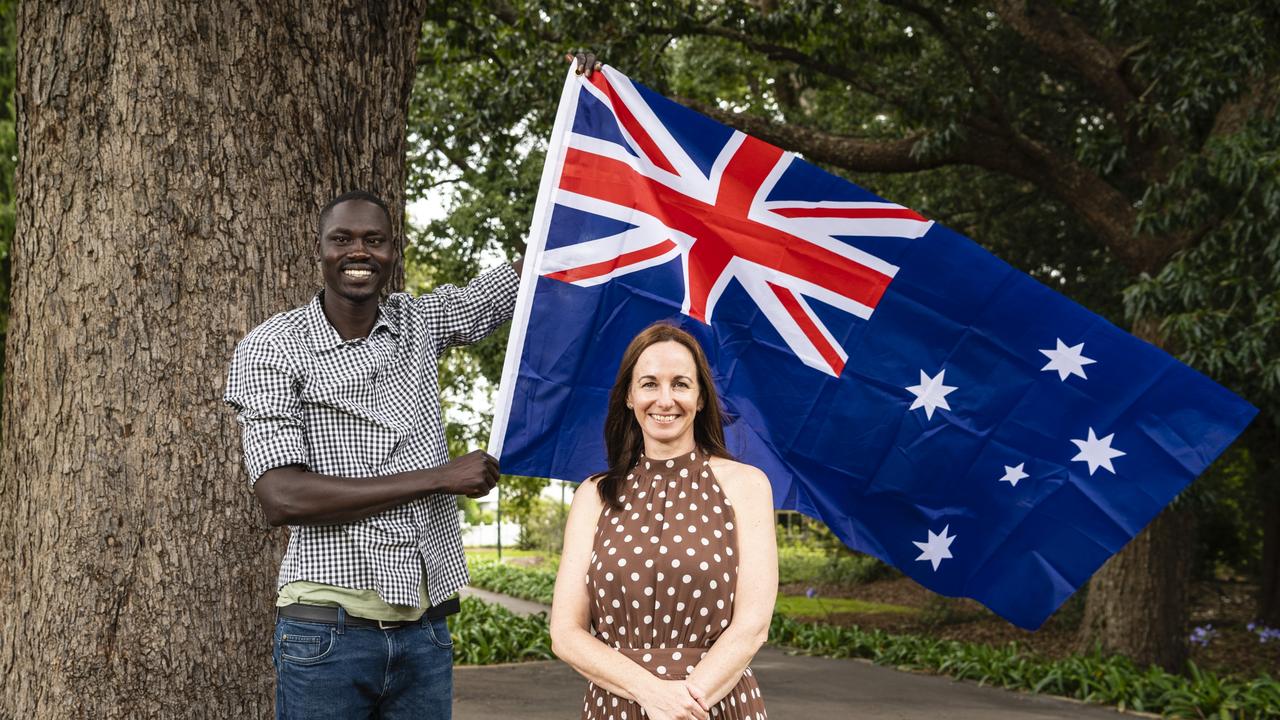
[417,263,520,349]
[224,332,308,486]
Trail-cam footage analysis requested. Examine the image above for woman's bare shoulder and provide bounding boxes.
[706,456,771,500]
[568,475,606,513]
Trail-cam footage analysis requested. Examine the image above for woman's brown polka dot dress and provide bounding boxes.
[582,449,767,719]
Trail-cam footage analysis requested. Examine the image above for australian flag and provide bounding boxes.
[489,64,1257,629]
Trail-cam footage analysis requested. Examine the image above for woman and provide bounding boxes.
[551,323,777,720]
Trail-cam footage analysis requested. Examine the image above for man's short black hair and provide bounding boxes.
[318,190,393,236]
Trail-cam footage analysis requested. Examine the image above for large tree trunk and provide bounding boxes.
[1076,319,1194,671]
[0,2,425,717]
[1077,504,1195,671]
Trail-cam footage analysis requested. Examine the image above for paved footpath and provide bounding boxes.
[454,587,1145,719]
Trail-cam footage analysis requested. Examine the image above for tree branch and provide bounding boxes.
[1208,72,1280,140]
[992,1,1138,121]
[990,1,1179,182]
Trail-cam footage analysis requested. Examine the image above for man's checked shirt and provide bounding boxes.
[224,264,519,608]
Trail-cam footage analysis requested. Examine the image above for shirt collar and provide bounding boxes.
[305,291,400,353]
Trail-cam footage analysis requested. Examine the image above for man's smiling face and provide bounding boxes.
[317,199,395,304]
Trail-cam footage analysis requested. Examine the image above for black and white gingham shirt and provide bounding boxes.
[224,264,519,607]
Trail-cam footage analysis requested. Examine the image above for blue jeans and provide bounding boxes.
[273,609,454,719]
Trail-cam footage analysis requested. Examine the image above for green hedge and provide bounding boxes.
[777,546,896,587]
[468,558,556,605]
[769,614,1280,719]
[450,595,552,665]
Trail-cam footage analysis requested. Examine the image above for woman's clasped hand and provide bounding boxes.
[636,679,710,720]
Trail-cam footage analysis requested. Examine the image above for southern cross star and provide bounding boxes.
[1070,427,1126,475]
[999,463,1029,487]
[906,369,957,420]
[913,525,956,571]
[1039,338,1096,381]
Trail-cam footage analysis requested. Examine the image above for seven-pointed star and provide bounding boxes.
[1070,427,1126,475]
[999,463,1029,487]
[1040,338,1096,381]
[913,525,956,571]
[906,369,957,420]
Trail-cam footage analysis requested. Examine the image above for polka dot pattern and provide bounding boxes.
[581,450,766,719]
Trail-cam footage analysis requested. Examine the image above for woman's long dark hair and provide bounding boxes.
[595,322,734,509]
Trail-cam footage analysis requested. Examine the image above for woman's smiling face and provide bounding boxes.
[628,340,702,455]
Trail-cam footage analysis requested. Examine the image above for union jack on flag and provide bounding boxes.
[539,67,930,376]
[490,64,1254,629]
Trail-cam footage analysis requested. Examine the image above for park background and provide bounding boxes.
[0,1,1275,717]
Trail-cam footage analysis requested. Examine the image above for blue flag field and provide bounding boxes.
[488,64,1257,629]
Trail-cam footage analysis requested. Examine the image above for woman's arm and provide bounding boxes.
[684,461,778,707]
[550,479,709,720]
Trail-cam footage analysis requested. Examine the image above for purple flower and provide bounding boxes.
[805,587,817,599]
[1189,624,1217,647]
[1246,622,1280,643]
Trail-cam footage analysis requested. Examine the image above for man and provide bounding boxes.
[224,190,519,718]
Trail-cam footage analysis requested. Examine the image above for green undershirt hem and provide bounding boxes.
[276,573,431,622]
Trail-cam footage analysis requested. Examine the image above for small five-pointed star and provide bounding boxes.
[1071,427,1126,475]
[1040,338,1096,381]
[906,369,957,420]
[999,462,1029,487]
[913,524,956,571]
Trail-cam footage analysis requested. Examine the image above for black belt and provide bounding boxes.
[277,596,460,629]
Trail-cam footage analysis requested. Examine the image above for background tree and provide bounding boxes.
[0,1,428,716]
[408,0,1279,669]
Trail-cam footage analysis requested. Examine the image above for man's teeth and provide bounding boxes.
[344,269,373,278]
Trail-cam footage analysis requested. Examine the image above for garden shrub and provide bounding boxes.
[769,614,1280,718]
[468,557,557,605]
[450,596,553,665]
[777,546,896,587]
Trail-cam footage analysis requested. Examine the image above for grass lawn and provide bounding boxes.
[774,594,916,617]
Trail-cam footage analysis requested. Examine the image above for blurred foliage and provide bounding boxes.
[459,495,495,526]
[1187,444,1265,581]
[777,545,898,587]
[918,593,973,628]
[776,513,898,586]
[499,474,552,547]
[517,490,570,552]
[1125,113,1280,416]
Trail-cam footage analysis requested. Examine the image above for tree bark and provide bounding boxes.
[0,1,426,717]
[1076,319,1194,671]
[1077,504,1195,671]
